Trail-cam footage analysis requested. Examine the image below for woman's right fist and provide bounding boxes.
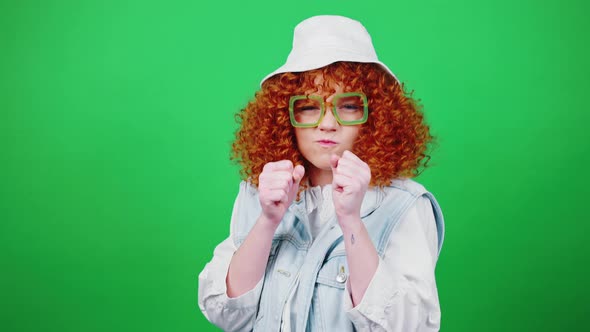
[258,160,305,227]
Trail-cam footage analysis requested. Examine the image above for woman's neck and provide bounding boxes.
[308,167,333,187]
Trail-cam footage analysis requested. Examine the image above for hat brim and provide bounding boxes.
[260,55,399,87]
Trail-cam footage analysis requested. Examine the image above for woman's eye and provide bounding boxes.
[297,106,319,112]
[340,104,360,111]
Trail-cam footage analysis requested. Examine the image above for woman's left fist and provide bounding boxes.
[330,150,371,221]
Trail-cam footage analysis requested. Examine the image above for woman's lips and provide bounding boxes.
[316,139,338,147]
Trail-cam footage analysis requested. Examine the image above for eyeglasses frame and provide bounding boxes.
[288,92,369,128]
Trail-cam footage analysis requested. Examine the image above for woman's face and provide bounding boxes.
[294,76,361,173]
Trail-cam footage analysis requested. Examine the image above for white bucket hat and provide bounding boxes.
[260,15,399,86]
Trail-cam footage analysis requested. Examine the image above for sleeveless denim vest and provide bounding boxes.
[232,179,445,332]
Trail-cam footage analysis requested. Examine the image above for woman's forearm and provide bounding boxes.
[339,215,379,307]
[226,214,277,298]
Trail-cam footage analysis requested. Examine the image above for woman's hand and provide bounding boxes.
[258,160,305,228]
[330,150,371,225]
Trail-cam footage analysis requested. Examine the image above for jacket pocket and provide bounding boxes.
[311,253,353,331]
[316,252,348,289]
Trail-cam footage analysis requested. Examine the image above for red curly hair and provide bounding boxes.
[231,61,434,189]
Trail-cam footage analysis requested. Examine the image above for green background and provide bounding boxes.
[2,0,589,331]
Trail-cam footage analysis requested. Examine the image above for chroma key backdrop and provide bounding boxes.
[1,0,589,331]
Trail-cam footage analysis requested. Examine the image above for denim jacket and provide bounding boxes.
[199,178,444,331]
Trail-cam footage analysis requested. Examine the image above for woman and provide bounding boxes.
[198,15,445,332]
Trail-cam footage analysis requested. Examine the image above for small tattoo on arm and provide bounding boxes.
[351,234,355,245]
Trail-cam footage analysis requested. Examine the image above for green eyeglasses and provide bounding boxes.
[288,92,369,128]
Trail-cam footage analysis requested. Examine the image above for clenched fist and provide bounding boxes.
[330,150,371,223]
[258,160,305,227]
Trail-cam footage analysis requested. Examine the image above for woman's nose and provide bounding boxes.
[318,107,338,130]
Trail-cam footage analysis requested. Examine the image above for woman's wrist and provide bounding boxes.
[256,214,281,234]
[336,214,363,234]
